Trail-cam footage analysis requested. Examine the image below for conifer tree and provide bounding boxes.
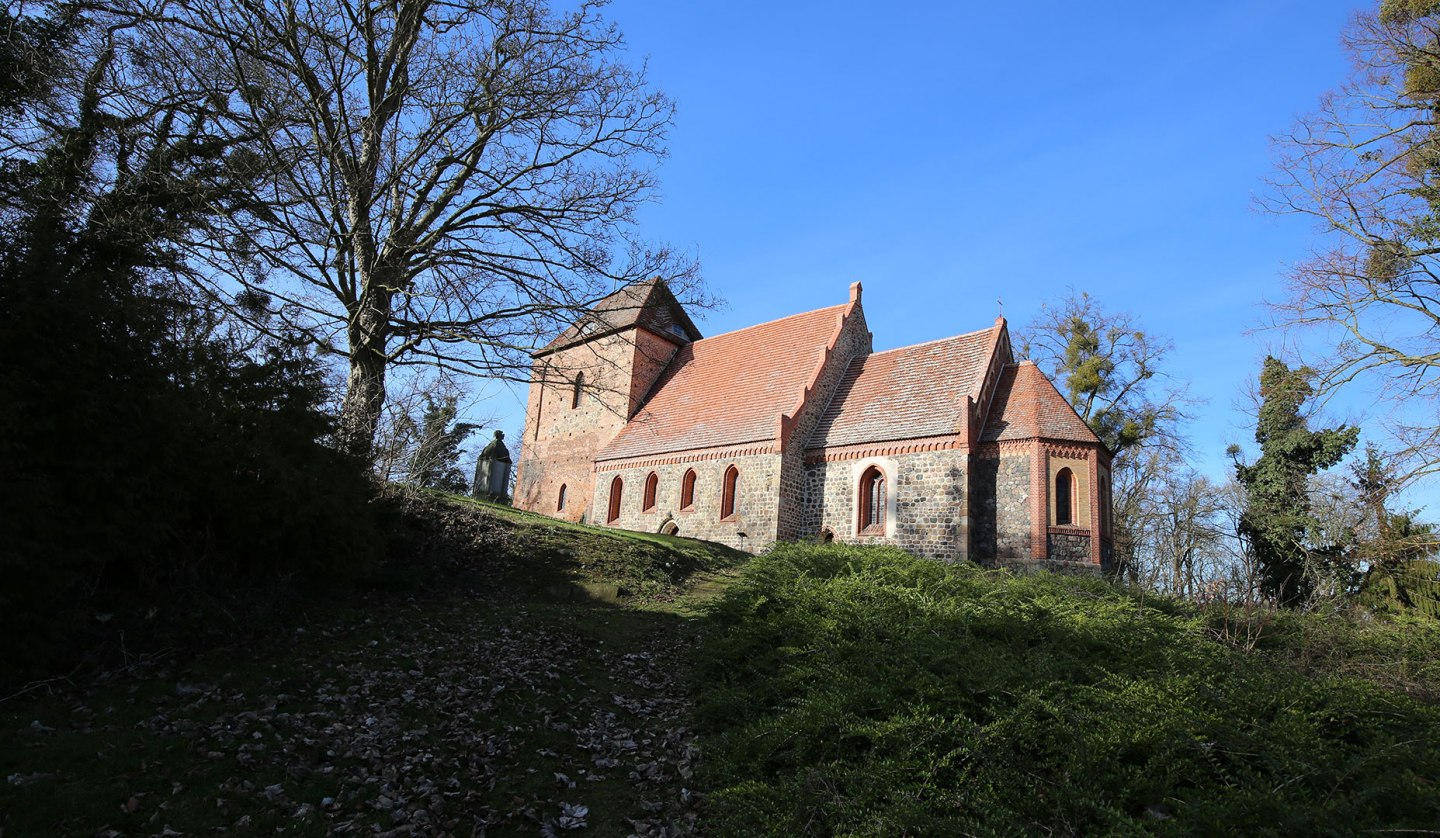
[407,396,477,493]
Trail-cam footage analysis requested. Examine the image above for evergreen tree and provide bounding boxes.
[407,396,477,493]
[1350,444,1440,617]
[1234,357,1359,607]
[0,6,380,676]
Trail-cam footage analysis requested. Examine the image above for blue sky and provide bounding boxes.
[478,1,1437,511]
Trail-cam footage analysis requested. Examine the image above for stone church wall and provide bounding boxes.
[1048,532,1091,561]
[801,449,970,562]
[593,450,782,551]
[971,450,1032,561]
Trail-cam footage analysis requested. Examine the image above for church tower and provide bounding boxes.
[513,280,701,522]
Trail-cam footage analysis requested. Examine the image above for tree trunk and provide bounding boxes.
[337,286,391,462]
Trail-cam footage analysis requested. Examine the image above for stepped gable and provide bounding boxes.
[980,361,1101,445]
[807,326,999,450]
[536,279,702,357]
[596,304,849,461]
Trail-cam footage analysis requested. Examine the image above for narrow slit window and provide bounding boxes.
[557,484,567,511]
[1055,468,1074,526]
[680,469,696,510]
[571,372,584,409]
[642,472,658,512]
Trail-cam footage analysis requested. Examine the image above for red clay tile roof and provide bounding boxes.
[596,304,849,461]
[536,279,701,357]
[980,361,1101,444]
[807,327,999,450]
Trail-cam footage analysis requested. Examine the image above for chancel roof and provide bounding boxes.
[807,326,999,450]
[980,361,1101,445]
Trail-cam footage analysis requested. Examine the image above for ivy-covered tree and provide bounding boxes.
[1233,357,1359,607]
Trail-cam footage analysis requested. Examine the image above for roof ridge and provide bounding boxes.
[865,324,997,358]
[690,302,848,344]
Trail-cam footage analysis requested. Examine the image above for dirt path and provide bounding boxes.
[2,578,735,836]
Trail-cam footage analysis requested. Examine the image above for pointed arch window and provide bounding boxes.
[1055,468,1075,526]
[557,484,568,512]
[720,466,739,520]
[571,372,584,409]
[680,469,697,510]
[859,466,886,534]
[642,472,658,512]
[1099,472,1111,537]
[607,476,623,523]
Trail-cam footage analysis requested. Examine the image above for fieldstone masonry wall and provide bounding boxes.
[801,450,969,561]
[971,451,1032,561]
[594,451,781,550]
[1048,531,1091,562]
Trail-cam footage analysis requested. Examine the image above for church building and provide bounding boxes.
[513,280,1113,569]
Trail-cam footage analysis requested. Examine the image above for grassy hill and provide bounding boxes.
[3,494,1439,835]
[696,543,1440,835]
[0,492,745,836]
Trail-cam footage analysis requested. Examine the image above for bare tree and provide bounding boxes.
[1264,3,1440,486]
[131,0,699,459]
[1020,292,1197,581]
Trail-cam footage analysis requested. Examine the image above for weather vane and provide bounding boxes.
[997,296,1003,318]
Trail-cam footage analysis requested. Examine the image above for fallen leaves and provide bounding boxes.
[107,595,706,835]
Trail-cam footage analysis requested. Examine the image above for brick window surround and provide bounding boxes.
[680,469,697,511]
[607,476,623,523]
[571,372,584,409]
[642,472,658,512]
[557,483,567,511]
[720,466,739,520]
[858,465,886,535]
[1055,467,1075,526]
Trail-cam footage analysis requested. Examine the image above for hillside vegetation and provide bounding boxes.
[695,543,1440,835]
[6,498,1440,835]
[0,494,744,836]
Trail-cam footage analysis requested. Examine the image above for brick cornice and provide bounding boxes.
[974,439,1032,458]
[1041,441,1095,460]
[594,443,775,472]
[804,434,965,464]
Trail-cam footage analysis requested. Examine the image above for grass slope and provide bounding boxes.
[0,493,745,836]
[695,543,1440,836]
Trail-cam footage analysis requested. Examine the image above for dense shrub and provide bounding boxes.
[0,265,383,676]
[696,543,1440,835]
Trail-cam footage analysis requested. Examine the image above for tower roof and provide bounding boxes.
[535,279,702,357]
